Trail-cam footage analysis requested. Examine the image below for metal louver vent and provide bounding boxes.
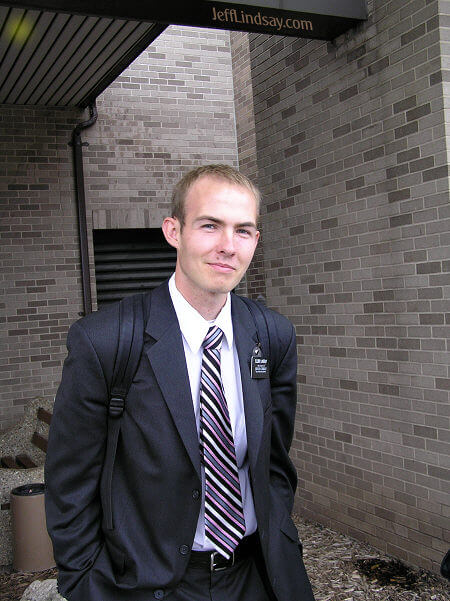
[93,228,176,308]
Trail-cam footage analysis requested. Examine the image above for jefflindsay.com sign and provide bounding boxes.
[202,1,367,39]
[5,1,368,41]
[211,5,313,33]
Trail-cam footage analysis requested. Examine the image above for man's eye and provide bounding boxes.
[202,223,216,230]
[237,229,251,236]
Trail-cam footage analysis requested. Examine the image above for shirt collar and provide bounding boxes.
[168,274,233,353]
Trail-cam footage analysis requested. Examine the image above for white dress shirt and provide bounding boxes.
[168,275,257,550]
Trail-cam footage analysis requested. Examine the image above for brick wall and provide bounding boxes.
[230,32,266,298]
[0,106,81,431]
[0,25,238,432]
[233,0,449,573]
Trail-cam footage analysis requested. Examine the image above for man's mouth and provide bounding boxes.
[208,262,236,272]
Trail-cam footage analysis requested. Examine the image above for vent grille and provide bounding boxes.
[93,228,176,308]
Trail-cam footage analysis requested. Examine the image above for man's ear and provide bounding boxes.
[162,217,180,249]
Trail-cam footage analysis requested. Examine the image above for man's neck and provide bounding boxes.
[183,291,226,321]
[173,276,227,320]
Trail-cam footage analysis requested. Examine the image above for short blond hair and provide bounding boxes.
[171,164,260,227]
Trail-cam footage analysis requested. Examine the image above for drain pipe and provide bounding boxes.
[70,102,98,315]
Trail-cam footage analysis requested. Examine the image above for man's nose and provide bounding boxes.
[218,229,235,254]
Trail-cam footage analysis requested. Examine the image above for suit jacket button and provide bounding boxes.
[192,489,200,500]
[154,590,164,600]
[179,544,189,555]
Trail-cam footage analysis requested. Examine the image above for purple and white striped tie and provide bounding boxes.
[200,325,246,558]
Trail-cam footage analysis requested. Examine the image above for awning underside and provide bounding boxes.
[0,6,165,107]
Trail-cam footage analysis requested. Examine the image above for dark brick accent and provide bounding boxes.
[334,293,353,303]
[346,176,365,191]
[413,425,437,439]
[390,213,412,227]
[287,184,302,197]
[393,96,416,114]
[436,378,450,390]
[364,303,384,313]
[266,201,280,213]
[290,225,305,235]
[310,305,326,314]
[361,427,380,439]
[335,431,352,443]
[406,103,431,122]
[284,145,298,158]
[428,466,450,481]
[422,165,449,182]
[387,164,409,179]
[295,76,311,92]
[401,24,426,46]
[324,261,342,272]
[266,94,280,108]
[291,131,306,145]
[388,188,410,203]
[330,347,346,357]
[397,147,420,163]
[387,350,409,362]
[419,314,444,325]
[430,71,443,86]
[364,146,385,162]
[312,89,329,104]
[395,121,419,139]
[377,361,399,373]
[378,384,399,396]
[339,85,358,102]
[333,124,351,138]
[321,218,338,229]
[417,262,441,274]
[340,379,358,390]
[301,159,316,172]
[374,290,394,301]
[409,157,434,173]
[347,44,366,62]
[282,105,296,119]
[368,57,389,76]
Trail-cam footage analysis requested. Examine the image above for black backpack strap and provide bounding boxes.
[441,549,450,580]
[240,296,274,374]
[104,293,145,530]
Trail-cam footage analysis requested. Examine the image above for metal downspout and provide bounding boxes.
[71,102,98,315]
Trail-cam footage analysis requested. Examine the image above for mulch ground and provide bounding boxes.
[1,518,449,601]
[0,567,57,601]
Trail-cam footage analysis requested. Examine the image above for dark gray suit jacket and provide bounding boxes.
[45,281,315,601]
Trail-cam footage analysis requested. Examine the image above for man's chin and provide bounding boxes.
[208,277,242,295]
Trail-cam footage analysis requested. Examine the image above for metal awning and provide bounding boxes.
[0,1,367,108]
[0,5,165,107]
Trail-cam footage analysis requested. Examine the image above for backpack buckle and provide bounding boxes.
[109,396,124,418]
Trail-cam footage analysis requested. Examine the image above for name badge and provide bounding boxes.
[251,345,269,379]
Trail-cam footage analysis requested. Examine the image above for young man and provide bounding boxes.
[45,165,315,601]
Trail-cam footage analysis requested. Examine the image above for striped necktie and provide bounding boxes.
[200,325,246,558]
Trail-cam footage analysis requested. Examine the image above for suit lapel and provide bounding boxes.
[143,283,201,478]
[142,284,266,479]
[232,295,265,472]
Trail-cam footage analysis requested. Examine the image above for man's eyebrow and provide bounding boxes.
[196,216,257,228]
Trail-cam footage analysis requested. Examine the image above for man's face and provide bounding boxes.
[163,176,259,308]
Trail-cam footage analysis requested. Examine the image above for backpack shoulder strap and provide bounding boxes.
[240,296,274,373]
[110,294,145,412]
[104,293,145,530]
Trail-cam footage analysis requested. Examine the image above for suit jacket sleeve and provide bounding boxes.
[268,315,298,515]
[45,319,110,596]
